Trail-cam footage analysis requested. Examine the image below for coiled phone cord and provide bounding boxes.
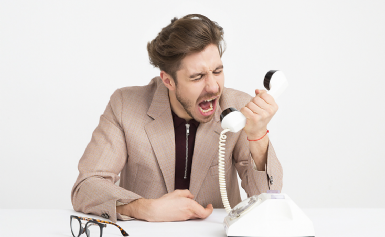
[218,128,232,213]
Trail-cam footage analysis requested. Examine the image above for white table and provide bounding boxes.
[0,208,384,237]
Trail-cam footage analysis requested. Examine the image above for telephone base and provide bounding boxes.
[224,193,315,237]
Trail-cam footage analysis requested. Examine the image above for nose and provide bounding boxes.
[205,72,219,94]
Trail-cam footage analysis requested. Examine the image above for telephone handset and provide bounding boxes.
[220,70,288,133]
[218,71,315,237]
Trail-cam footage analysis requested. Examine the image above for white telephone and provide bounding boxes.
[218,70,315,237]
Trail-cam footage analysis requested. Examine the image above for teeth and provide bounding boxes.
[204,98,215,102]
[199,101,214,113]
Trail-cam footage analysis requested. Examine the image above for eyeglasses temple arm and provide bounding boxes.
[106,222,129,236]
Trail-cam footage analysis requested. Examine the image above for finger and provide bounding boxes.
[253,94,275,111]
[246,101,265,115]
[179,189,194,199]
[240,106,260,119]
[190,201,213,219]
[259,91,276,106]
[202,204,214,218]
[175,189,194,199]
[191,204,213,219]
[255,89,276,107]
[186,193,194,199]
[206,204,213,212]
[256,95,277,115]
[255,89,267,96]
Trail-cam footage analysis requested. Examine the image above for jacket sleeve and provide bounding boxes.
[71,89,142,223]
[233,130,283,197]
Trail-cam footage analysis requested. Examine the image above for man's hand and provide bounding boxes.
[117,189,213,222]
[240,89,278,139]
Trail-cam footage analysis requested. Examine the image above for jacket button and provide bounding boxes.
[270,176,274,185]
[101,213,110,219]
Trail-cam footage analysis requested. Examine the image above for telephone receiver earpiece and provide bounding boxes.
[220,70,288,133]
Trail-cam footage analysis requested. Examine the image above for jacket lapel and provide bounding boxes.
[144,80,175,193]
[189,104,223,199]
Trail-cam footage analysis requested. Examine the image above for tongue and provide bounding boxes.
[199,101,211,110]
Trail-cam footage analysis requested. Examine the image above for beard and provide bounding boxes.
[175,86,220,123]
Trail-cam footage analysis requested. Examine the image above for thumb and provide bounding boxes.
[204,204,214,217]
[255,89,267,96]
[206,204,213,211]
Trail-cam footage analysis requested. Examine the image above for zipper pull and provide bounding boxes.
[186,123,190,136]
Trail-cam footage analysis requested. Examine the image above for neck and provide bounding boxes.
[168,90,192,122]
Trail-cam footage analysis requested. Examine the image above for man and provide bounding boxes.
[71,14,283,223]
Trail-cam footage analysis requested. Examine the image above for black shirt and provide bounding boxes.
[171,110,199,190]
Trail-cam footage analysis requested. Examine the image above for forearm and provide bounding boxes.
[234,129,283,196]
[72,176,142,222]
[116,198,152,221]
[249,135,269,171]
[117,190,213,222]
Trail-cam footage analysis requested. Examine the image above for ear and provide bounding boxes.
[160,71,176,91]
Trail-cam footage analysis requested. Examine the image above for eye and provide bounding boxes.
[193,75,203,81]
[213,70,222,75]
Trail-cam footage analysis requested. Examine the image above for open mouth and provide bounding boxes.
[198,97,217,114]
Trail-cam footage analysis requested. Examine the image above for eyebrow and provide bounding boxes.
[189,65,224,78]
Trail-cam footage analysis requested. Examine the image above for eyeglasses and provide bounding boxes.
[70,215,129,237]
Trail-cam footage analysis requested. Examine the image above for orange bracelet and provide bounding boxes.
[247,130,269,141]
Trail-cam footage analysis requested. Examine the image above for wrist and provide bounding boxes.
[118,198,150,220]
[254,158,267,171]
[247,129,269,141]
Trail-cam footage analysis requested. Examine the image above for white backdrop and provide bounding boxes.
[1,0,384,210]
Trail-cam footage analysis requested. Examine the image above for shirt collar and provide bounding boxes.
[171,110,200,128]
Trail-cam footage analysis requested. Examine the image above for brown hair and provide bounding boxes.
[147,14,226,84]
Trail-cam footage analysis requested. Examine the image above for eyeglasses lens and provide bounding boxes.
[70,217,81,237]
[85,222,101,237]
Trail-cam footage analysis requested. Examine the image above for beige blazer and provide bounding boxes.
[71,77,283,222]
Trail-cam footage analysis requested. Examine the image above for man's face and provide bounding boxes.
[174,44,224,123]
